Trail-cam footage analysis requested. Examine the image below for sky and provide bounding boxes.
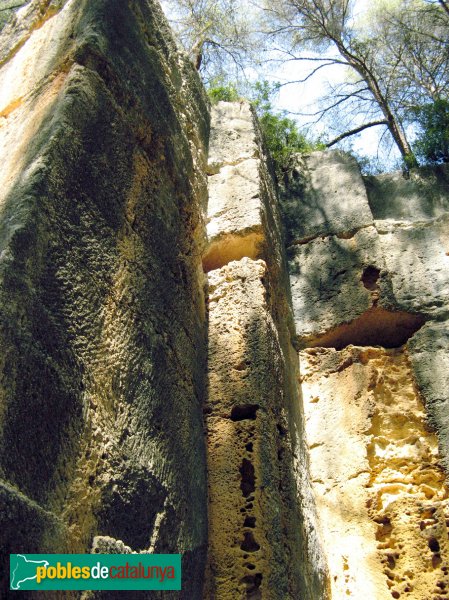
[269,0,401,170]
[161,0,402,171]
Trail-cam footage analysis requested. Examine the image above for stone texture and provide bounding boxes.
[376,215,449,319]
[207,158,261,233]
[286,151,449,347]
[205,258,291,599]
[285,149,449,600]
[203,104,329,599]
[281,150,373,244]
[300,346,449,600]
[0,0,209,597]
[365,164,449,223]
[207,101,258,174]
[288,226,406,346]
[409,321,449,472]
[203,103,265,272]
[2,4,449,596]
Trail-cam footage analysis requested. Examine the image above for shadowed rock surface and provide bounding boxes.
[1,2,449,598]
[283,151,449,599]
[0,0,209,597]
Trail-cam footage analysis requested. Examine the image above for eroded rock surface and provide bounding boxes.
[203,103,329,599]
[300,346,449,600]
[0,0,209,597]
[285,151,449,599]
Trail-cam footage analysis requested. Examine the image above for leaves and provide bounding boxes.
[412,98,449,163]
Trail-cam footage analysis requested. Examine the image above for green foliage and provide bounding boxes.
[207,83,240,104]
[251,80,325,173]
[412,99,449,164]
[258,112,324,172]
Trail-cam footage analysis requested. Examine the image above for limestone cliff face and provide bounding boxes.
[0,1,209,597]
[284,150,449,599]
[203,102,328,599]
[1,2,449,598]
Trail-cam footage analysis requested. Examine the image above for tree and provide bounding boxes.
[263,0,421,166]
[370,0,449,106]
[412,98,449,163]
[162,0,259,82]
[251,80,325,175]
[163,0,449,170]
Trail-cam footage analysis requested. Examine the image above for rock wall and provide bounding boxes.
[203,102,329,599]
[1,2,449,598]
[283,150,449,599]
[0,1,209,598]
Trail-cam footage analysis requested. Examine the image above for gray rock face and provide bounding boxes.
[282,150,373,244]
[288,226,386,343]
[376,215,449,319]
[0,0,209,597]
[409,321,449,471]
[286,153,449,346]
[365,164,449,222]
[207,100,258,173]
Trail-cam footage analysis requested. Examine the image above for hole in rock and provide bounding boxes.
[386,555,396,569]
[429,537,441,552]
[241,573,263,599]
[277,423,287,436]
[361,265,380,290]
[246,442,254,453]
[240,532,260,552]
[231,404,259,421]
[303,306,425,350]
[433,555,443,568]
[243,516,256,528]
[202,232,264,272]
[240,459,255,497]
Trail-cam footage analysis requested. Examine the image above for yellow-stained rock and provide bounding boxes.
[205,258,288,599]
[300,346,449,600]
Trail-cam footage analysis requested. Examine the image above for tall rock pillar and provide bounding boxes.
[0,1,209,597]
[203,102,329,599]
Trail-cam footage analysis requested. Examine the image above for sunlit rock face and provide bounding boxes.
[284,151,449,599]
[300,346,449,600]
[0,1,209,597]
[203,102,330,600]
[1,1,449,595]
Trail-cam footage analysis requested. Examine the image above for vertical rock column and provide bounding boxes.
[0,1,209,597]
[203,103,329,599]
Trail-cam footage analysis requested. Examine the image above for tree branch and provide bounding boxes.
[325,120,389,147]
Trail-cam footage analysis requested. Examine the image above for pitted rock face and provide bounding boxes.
[0,0,209,597]
[285,150,449,600]
[300,346,449,600]
[203,104,330,599]
[1,3,449,597]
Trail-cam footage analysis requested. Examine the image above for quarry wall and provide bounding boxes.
[0,2,448,599]
[284,151,449,599]
[0,1,209,598]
